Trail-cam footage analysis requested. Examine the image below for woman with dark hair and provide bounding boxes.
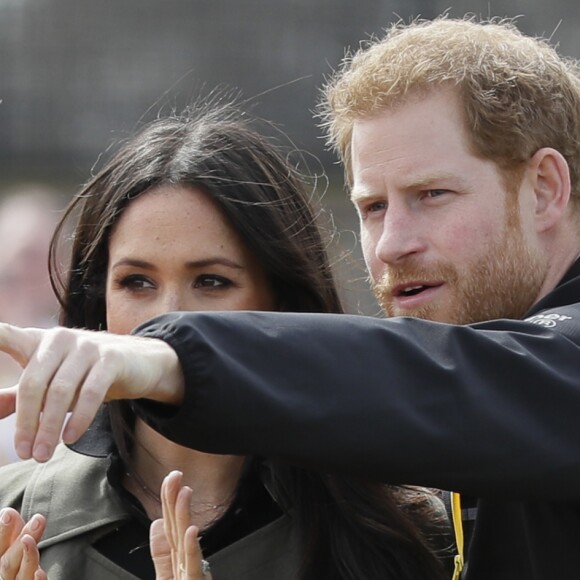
[0,104,450,579]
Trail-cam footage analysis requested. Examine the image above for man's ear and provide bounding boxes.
[527,147,571,233]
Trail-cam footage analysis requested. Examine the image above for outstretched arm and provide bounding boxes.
[0,324,184,462]
[3,303,580,499]
[132,309,580,498]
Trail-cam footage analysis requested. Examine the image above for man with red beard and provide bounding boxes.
[1,15,580,580]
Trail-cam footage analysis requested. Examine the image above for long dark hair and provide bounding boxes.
[49,103,448,580]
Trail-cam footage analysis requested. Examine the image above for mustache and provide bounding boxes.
[372,262,459,295]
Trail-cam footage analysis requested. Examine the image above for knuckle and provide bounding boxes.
[80,382,104,405]
[45,326,72,344]
[18,373,44,399]
[0,556,14,576]
[77,338,98,358]
[47,379,71,401]
[38,421,63,438]
[100,347,121,365]
[98,349,125,377]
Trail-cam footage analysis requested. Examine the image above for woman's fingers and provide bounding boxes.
[0,513,46,580]
[16,535,43,580]
[162,472,207,579]
[175,485,193,573]
[157,471,215,580]
[0,509,25,555]
[161,471,183,552]
[152,519,212,580]
[183,526,212,580]
[150,518,173,580]
[18,515,45,545]
[162,472,212,580]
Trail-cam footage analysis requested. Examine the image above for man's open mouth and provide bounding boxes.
[395,283,442,298]
[398,285,427,296]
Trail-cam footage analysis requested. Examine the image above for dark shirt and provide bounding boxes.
[70,407,282,579]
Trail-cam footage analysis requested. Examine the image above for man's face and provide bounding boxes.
[350,88,547,324]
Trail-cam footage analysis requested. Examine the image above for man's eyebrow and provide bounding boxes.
[350,171,468,202]
[401,171,463,189]
[350,188,376,203]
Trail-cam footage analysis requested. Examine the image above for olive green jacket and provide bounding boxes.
[0,445,301,579]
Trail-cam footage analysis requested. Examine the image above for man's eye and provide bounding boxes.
[356,200,387,221]
[425,189,448,198]
[368,201,387,212]
[195,275,232,288]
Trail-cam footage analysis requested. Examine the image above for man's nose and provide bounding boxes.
[374,205,425,265]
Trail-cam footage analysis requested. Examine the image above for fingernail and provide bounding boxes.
[33,443,50,463]
[0,509,11,524]
[30,515,41,531]
[16,441,32,460]
[62,427,76,444]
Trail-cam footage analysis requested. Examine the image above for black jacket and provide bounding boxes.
[134,259,580,580]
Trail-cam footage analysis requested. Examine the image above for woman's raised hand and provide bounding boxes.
[0,508,46,580]
[0,324,185,463]
[151,471,213,580]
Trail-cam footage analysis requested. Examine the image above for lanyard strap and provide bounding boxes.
[451,491,464,580]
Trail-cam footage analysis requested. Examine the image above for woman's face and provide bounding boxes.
[106,185,276,334]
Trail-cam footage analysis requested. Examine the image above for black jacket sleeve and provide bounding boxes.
[132,303,580,499]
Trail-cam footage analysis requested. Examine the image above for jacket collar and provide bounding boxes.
[20,445,130,549]
[525,257,580,318]
[67,404,115,458]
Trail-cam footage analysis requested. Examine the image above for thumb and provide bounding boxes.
[150,518,173,580]
[0,324,43,368]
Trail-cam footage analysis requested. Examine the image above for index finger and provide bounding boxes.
[0,324,42,368]
[0,513,45,580]
[0,508,25,554]
[184,526,212,580]
[20,534,46,580]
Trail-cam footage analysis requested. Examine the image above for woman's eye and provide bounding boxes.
[118,275,155,291]
[195,275,232,289]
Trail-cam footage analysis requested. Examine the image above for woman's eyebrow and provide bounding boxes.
[110,257,245,270]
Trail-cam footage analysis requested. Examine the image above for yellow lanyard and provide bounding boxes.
[451,491,464,580]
